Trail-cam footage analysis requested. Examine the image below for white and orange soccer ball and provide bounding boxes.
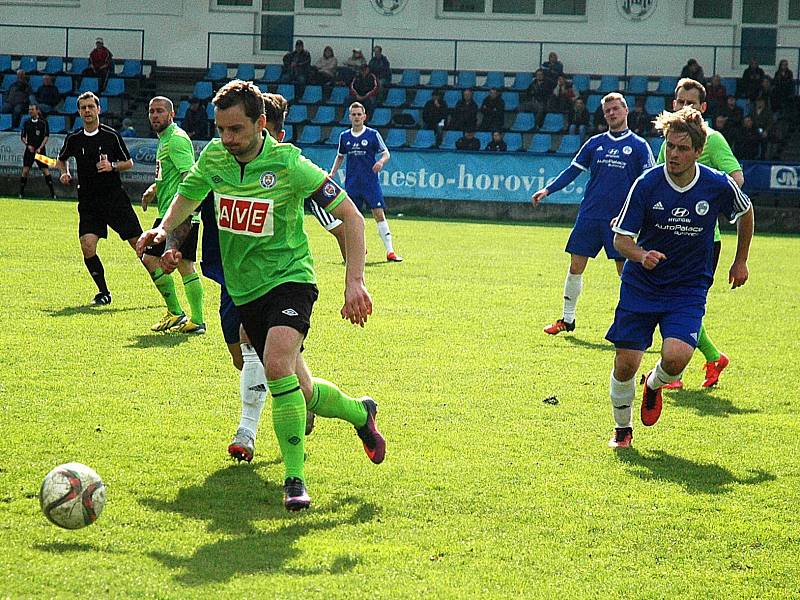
[39,463,106,530]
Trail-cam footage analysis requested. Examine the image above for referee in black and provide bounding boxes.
[19,104,56,199]
[56,91,144,306]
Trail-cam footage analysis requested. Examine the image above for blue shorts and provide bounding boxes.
[565,215,622,260]
[219,286,241,345]
[605,284,705,351]
[346,183,385,210]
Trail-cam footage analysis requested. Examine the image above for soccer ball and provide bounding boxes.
[39,463,106,530]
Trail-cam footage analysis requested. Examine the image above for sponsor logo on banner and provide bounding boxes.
[770,165,800,190]
[216,194,274,236]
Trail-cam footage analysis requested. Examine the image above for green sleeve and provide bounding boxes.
[704,132,741,175]
[291,149,347,212]
[177,148,211,202]
[172,135,196,175]
[656,140,665,164]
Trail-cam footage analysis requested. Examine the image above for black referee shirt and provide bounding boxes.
[22,118,50,149]
[58,123,131,189]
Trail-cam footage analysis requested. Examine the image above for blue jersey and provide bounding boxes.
[337,127,386,190]
[572,130,653,221]
[613,163,751,302]
[199,193,224,286]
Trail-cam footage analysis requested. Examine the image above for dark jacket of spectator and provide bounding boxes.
[771,59,795,112]
[541,52,564,84]
[455,132,480,151]
[349,66,379,100]
[480,89,505,132]
[368,46,391,86]
[627,102,651,137]
[734,117,763,160]
[422,94,449,130]
[35,77,61,112]
[486,133,507,152]
[524,71,554,107]
[5,73,32,108]
[593,103,608,133]
[680,59,706,83]
[568,99,591,131]
[719,97,743,127]
[751,99,774,134]
[449,90,478,131]
[706,75,728,109]
[183,100,210,140]
[741,59,766,99]
[283,41,311,80]
[550,76,575,112]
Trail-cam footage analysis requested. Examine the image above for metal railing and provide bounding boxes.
[1,24,144,61]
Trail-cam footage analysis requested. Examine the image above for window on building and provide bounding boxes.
[791,0,800,20]
[542,0,585,15]
[260,1,294,52]
[215,0,253,5]
[692,0,732,19]
[742,0,778,24]
[493,0,535,13]
[304,0,340,7]
[443,0,485,12]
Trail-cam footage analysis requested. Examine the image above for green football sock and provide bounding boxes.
[151,268,183,316]
[309,377,367,427]
[181,272,205,325]
[268,375,306,481]
[696,322,721,362]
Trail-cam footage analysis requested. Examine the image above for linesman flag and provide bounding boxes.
[34,153,58,167]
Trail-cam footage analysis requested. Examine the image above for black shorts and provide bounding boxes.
[143,218,200,262]
[23,149,47,169]
[77,186,143,241]
[237,282,319,359]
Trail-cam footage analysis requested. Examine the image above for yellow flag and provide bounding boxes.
[34,153,57,167]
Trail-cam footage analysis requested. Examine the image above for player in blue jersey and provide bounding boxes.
[329,102,403,262]
[605,107,753,448]
[532,93,653,335]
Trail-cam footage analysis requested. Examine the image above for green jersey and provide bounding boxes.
[657,127,741,241]
[177,134,346,305]
[155,123,196,218]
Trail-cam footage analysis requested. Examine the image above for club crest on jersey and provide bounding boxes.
[361,139,368,146]
[695,200,710,216]
[259,171,277,189]
[622,145,632,155]
[323,181,337,199]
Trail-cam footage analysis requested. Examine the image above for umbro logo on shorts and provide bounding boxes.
[282,308,299,316]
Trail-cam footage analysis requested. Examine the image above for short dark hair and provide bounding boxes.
[212,79,265,122]
[263,92,288,134]
[675,78,707,104]
[77,91,100,107]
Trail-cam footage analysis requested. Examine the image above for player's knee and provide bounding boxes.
[264,354,293,381]
[661,355,689,377]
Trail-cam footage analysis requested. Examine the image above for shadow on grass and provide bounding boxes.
[44,305,161,318]
[140,464,377,585]
[33,541,124,554]
[125,334,190,349]
[666,388,760,418]
[563,336,661,354]
[616,448,775,495]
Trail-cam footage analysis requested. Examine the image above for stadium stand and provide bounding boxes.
[205,62,227,82]
[397,69,420,87]
[310,105,336,125]
[47,115,67,133]
[192,81,213,101]
[327,86,349,106]
[384,128,407,148]
[260,64,282,83]
[286,104,308,124]
[511,72,533,91]
[457,71,477,89]
[0,55,12,73]
[67,58,89,76]
[529,133,552,153]
[627,76,648,94]
[235,63,255,81]
[43,56,63,75]
[504,132,523,151]
[299,85,322,104]
[427,70,448,88]
[510,112,536,133]
[0,114,12,131]
[326,126,346,145]
[119,60,143,78]
[298,124,321,144]
[555,134,581,155]
[483,71,505,90]
[18,56,38,73]
[410,129,436,149]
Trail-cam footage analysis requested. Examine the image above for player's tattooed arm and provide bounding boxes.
[159,216,193,273]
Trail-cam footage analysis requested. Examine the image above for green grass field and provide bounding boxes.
[1,197,798,598]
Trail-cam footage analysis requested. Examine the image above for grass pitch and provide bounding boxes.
[0,197,798,599]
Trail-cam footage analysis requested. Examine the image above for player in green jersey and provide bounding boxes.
[140,96,206,334]
[137,80,383,512]
[655,78,743,389]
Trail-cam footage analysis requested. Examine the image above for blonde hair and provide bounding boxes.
[653,106,708,151]
[601,92,627,109]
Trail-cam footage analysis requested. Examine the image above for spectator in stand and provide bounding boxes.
[680,58,706,83]
[719,95,743,127]
[735,115,763,159]
[568,97,590,138]
[422,88,449,144]
[368,46,391,90]
[455,129,480,151]
[35,74,61,116]
[183,97,210,140]
[346,63,379,116]
[480,87,505,132]
[119,118,136,138]
[741,57,765,100]
[312,46,338,86]
[281,40,311,94]
[751,97,774,137]
[2,70,33,128]
[522,69,554,129]
[714,115,737,147]
[85,37,113,91]
[550,75,575,113]
[627,95,651,138]
[541,52,564,85]
[339,48,367,86]
[705,74,727,118]
[592,101,608,134]
[771,59,795,113]
[449,88,479,132]
[485,130,507,152]
[753,77,773,108]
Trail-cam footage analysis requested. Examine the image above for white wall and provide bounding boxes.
[1,0,799,78]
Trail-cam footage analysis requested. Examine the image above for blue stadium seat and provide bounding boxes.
[736,98,750,115]
[17,115,31,132]
[77,77,99,94]
[504,132,522,151]
[722,77,737,97]
[260,64,282,83]
[528,133,552,153]
[483,71,505,90]
[571,74,591,95]
[370,107,391,127]
[119,60,143,78]
[383,87,407,108]
[384,128,407,148]
[648,137,663,156]
[68,57,89,75]
[439,130,460,150]
[300,85,322,104]
[0,55,12,73]
[256,83,270,94]
[501,91,519,111]
[286,104,308,124]
[205,62,227,82]
[475,131,491,149]
[326,86,349,105]
[586,94,602,114]
[276,84,295,103]
[206,103,215,119]
[443,89,460,107]
[55,75,73,95]
[410,129,436,149]
[18,56,38,73]
[510,112,536,132]
[456,71,477,89]
[236,63,255,81]
[311,105,336,125]
[98,97,109,113]
[427,70,449,88]
[283,124,293,142]
[0,74,15,93]
[338,110,351,126]
[104,78,126,97]
[511,72,534,92]
[326,126,346,145]
[472,90,488,108]
[645,96,665,116]
[397,69,420,87]
[73,116,84,130]
[411,88,433,108]
[596,75,620,94]
[627,76,648,94]
[0,114,12,131]
[539,112,566,133]
[29,75,43,92]
[655,76,678,96]
[555,134,581,155]
[43,56,63,75]
[193,81,213,101]
[624,95,636,111]
[47,115,67,133]
[298,125,321,145]
[399,109,420,127]
[61,96,79,114]
[175,100,189,119]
